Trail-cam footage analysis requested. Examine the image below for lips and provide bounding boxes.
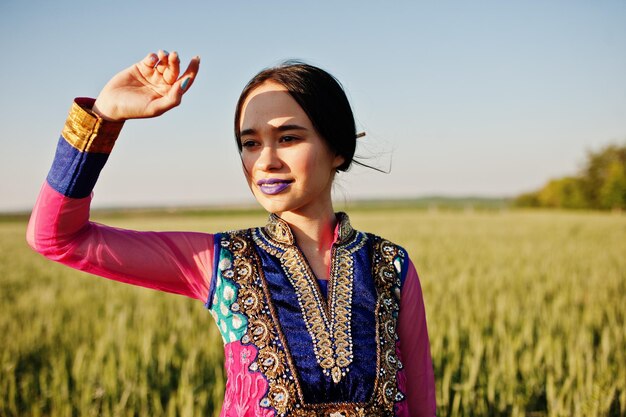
[257,178,293,195]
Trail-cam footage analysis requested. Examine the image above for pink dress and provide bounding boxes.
[27,98,436,416]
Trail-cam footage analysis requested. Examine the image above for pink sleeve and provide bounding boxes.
[27,181,214,302]
[397,258,437,417]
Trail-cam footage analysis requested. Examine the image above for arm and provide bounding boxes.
[27,53,212,302]
[397,258,437,417]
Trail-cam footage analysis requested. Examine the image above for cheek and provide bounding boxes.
[293,144,328,171]
[308,149,338,176]
[240,154,256,178]
[292,155,322,182]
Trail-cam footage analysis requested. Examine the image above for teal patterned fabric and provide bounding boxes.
[209,247,248,343]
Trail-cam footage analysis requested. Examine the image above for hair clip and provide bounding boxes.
[356,132,366,139]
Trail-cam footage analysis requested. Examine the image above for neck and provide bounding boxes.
[278,207,337,252]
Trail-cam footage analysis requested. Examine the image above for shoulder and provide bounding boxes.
[363,232,411,287]
[213,228,256,246]
[205,227,258,310]
[210,228,261,265]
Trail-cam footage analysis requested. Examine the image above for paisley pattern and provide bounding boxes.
[252,213,366,384]
[218,231,300,416]
[209,213,408,416]
[371,238,406,410]
[222,342,272,417]
[210,248,248,343]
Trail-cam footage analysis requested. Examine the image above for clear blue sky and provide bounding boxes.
[1,0,625,211]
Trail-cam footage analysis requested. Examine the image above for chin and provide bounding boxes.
[259,198,311,216]
[260,203,297,215]
[254,195,292,214]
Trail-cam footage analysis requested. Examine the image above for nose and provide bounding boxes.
[256,145,282,171]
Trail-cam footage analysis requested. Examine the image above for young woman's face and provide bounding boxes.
[238,81,344,216]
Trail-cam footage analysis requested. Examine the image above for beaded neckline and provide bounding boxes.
[254,212,364,384]
[263,212,355,247]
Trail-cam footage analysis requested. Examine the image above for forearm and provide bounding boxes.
[27,97,123,253]
[398,259,437,417]
[27,99,214,302]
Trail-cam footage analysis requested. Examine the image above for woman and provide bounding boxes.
[27,50,436,416]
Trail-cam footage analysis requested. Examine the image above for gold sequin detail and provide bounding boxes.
[371,238,406,409]
[254,213,365,384]
[257,345,287,378]
[238,287,263,316]
[223,230,299,415]
[62,100,123,154]
[217,223,407,416]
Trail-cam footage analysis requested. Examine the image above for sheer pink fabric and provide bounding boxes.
[27,181,436,415]
[398,261,437,416]
[27,182,213,301]
[394,340,411,417]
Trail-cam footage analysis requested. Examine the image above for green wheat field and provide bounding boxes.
[1,207,625,416]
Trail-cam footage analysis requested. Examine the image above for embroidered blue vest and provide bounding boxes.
[208,213,408,416]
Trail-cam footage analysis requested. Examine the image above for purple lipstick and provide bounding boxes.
[257,178,293,195]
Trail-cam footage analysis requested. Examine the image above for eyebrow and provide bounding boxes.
[240,124,308,137]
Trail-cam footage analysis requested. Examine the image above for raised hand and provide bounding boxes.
[92,50,200,121]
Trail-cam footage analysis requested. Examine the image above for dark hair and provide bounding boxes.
[234,61,356,172]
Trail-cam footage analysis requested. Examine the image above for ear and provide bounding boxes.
[333,154,345,170]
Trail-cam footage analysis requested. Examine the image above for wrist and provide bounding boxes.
[45,98,124,199]
[92,98,124,122]
[68,98,125,153]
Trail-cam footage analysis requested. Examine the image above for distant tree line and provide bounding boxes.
[515,142,626,210]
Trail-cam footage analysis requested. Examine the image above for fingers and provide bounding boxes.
[145,55,200,116]
[141,52,159,68]
[145,50,181,85]
[176,55,201,93]
[137,50,166,81]
[162,51,180,85]
[153,50,170,74]
[167,55,201,106]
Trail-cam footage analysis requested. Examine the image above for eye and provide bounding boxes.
[280,135,299,143]
[241,139,258,149]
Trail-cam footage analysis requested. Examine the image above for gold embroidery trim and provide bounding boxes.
[62,100,123,154]
[254,213,365,384]
[264,212,355,245]
[219,229,406,416]
[223,231,300,415]
[371,238,406,410]
[274,237,405,416]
